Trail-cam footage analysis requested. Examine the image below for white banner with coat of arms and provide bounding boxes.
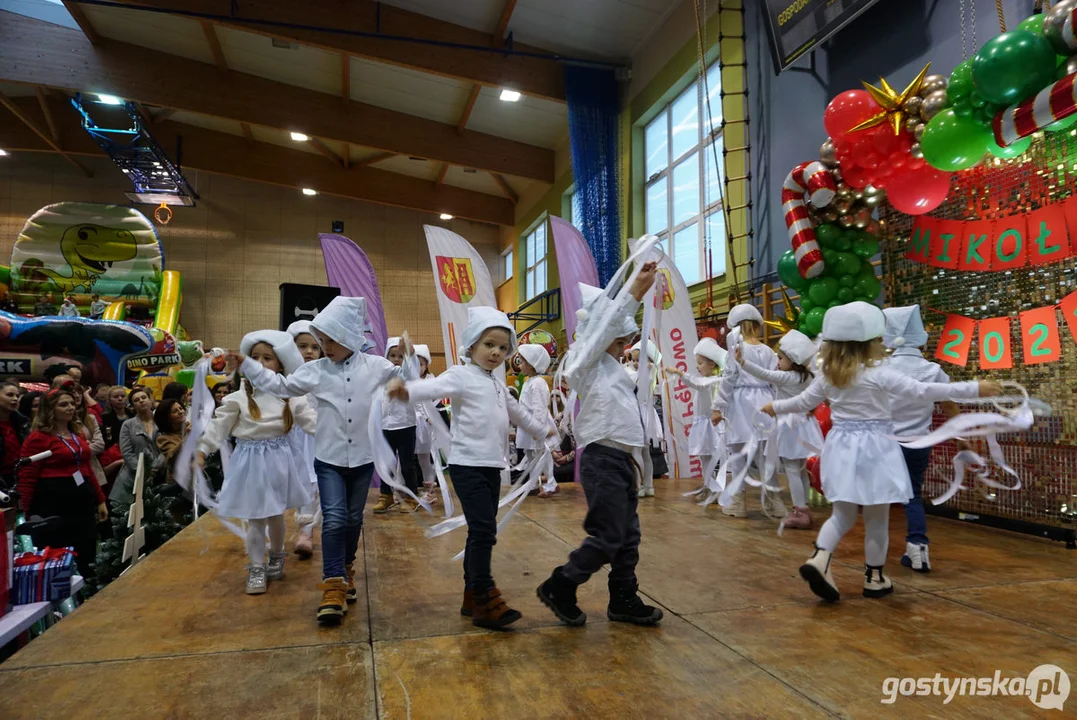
[424,225,498,367]
[646,250,700,479]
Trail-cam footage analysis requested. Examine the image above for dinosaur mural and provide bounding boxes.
[38,223,139,294]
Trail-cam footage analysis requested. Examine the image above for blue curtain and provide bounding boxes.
[565,65,621,285]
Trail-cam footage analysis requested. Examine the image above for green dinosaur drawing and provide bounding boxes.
[39,224,138,294]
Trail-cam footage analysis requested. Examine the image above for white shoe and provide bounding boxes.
[761,492,786,519]
[798,545,839,601]
[721,493,747,517]
[246,564,268,595]
[267,552,286,581]
[644,486,655,497]
[902,542,931,573]
[863,564,894,598]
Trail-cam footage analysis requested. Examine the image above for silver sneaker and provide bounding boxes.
[267,552,286,581]
[903,542,931,573]
[246,564,268,595]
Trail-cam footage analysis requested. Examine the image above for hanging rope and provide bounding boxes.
[995,0,1006,31]
[960,0,967,60]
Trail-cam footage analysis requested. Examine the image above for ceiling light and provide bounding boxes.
[499,89,522,102]
[0,149,8,157]
[439,213,453,220]
[301,187,318,196]
[97,94,123,105]
[290,132,310,142]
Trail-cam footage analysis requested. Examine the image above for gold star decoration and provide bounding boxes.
[850,63,931,135]
[763,289,801,334]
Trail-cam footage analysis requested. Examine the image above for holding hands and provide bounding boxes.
[387,378,409,401]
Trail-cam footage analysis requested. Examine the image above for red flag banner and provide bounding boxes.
[1026,203,1069,266]
[1063,195,1077,256]
[1059,290,1077,347]
[928,218,963,270]
[906,216,937,263]
[977,316,1013,370]
[1019,306,1062,365]
[958,219,994,271]
[991,214,1027,272]
[934,314,976,367]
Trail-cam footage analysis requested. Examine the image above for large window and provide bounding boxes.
[501,247,513,283]
[523,222,547,300]
[569,189,584,234]
[643,63,726,286]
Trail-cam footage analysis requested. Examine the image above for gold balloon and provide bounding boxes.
[919,89,949,122]
[1061,55,1077,78]
[902,96,922,115]
[821,210,838,223]
[854,217,869,229]
[1044,0,1077,55]
[852,189,864,201]
[861,192,883,208]
[913,122,925,141]
[866,220,880,234]
[919,74,948,96]
[855,206,873,224]
[820,138,838,167]
[829,168,843,185]
[904,116,921,134]
[834,198,853,214]
[839,214,855,228]
[910,142,924,160]
[862,183,881,196]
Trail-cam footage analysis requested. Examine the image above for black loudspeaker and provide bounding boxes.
[279,283,340,330]
[331,220,344,233]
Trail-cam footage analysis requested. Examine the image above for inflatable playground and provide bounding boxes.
[0,202,222,394]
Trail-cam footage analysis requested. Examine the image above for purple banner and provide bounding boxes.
[549,216,599,346]
[319,233,388,355]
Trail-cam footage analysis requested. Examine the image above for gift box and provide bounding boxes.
[12,547,75,605]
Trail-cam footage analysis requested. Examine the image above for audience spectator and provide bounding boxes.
[110,388,159,509]
[0,380,30,489]
[59,295,80,317]
[89,293,108,320]
[33,294,56,316]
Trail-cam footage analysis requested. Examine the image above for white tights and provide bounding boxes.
[783,458,810,508]
[418,453,438,487]
[726,442,773,500]
[246,515,286,567]
[816,501,890,566]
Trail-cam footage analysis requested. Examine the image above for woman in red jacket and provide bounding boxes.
[18,388,109,578]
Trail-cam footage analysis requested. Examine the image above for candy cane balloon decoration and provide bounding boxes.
[782,161,836,279]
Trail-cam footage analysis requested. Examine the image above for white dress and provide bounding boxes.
[738,361,823,459]
[199,388,317,519]
[516,376,553,451]
[771,365,979,505]
[714,342,777,445]
[675,371,724,457]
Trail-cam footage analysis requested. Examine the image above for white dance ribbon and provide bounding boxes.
[416,397,454,517]
[931,450,991,506]
[368,392,432,513]
[715,410,783,508]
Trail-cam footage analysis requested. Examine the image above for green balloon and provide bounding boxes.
[839,274,857,288]
[836,286,856,303]
[987,134,1031,158]
[800,296,816,313]
[1046,113,1077,132]
[808,276,839,305]
[816,223,841,248]
[1018,15,1045,35]
[835,235,851,251]
[835,252,861,276]
[851,233,880,259]
[826,300,841,309]
[952,102,975,118]
[972,30,1056,105]
[859,262,878,279]
[777,249,809,291]
[921,108,991,171]
[803,306,826,337]
[855,273,882,299]
[821,249,839,267]
[948,59,973,103]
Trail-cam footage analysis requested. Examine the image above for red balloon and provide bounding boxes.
[842,164,870,188]
[824,90,881,140]
[806,456,823,496]
[886,164,952,215]
[872,127,899,155]
[813,404,832,437]
[888,151,907,170]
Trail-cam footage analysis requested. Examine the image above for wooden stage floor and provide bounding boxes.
[1,479,1074,719]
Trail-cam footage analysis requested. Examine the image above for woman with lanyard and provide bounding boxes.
[17,388,109,578]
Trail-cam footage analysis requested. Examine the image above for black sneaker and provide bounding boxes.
[536,569,586,626]
[607,582,663,625]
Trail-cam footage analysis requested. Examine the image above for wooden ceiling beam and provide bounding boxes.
[341,54,350,107]
[0,98,514,225]
[308,137,345,168]
[436,162,449,186]
[35,87,61,145]
[199,20,229,74]
[61,2,101,44]
[0,92,93,177]
[0,12,555,182]
[456,86,481,135]
[240,121,254,145]
[456,0,517,134]
[101,0,565,101]
[490,172,518,205]
[353,151,396,168]
[154,108,177,123]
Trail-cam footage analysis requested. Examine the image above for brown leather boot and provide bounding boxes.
[317,577,349,626]
[472,586,522,630]
[344,563,358,605]
[460,587,474,617]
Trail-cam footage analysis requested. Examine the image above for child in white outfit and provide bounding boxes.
[763,302,999,602]
[714,304,778,518]
[664,337,726,494]
[412,344,441,504]
[198,330,316,595]
[515,344,557,496]
[287,320,322,560]
[736,329,824,530]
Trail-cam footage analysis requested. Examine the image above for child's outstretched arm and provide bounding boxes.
[876,369,1000,403]
[765,376,828,417]
[196,395,241,466]
[665,367,721,390]
[508,392,557,443]
[391,366,464,404]
[737,353,803,388]
[238,356,318,399]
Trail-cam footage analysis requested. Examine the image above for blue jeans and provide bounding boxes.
[901,446,931,545]
[315,460,373,580]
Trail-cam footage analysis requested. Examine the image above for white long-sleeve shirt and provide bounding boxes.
[382,359,418,431]
[674,371,721,421]
[516,376,554,450]
[241,353,399,468]
[714,342,777,413]
[565,293,646,449]
[198,388,317,454]
[882,348,951,437]
[406,363,547,468]
[739,360,813,401]
[772,365,978,421]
